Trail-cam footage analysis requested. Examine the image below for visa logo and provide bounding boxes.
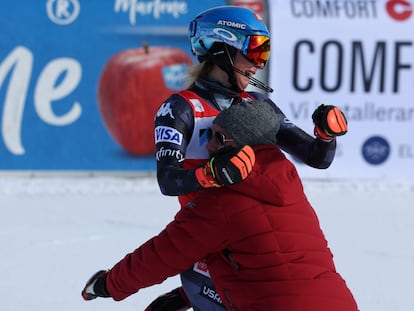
[155,126,183,145]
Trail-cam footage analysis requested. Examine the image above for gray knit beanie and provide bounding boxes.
[214,100,280,146]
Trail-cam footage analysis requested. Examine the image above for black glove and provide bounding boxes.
[144,287,191,311]
[312,104,348,140]
[81,270,111,301]
[195,145,255,188]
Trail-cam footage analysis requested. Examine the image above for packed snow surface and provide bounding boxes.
[1,176,413,311]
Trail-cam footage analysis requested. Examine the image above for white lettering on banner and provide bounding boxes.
[292,39,413,93]
[290,0,378,19]
[0,46,82,155]
[46,0,80,25]
[35,58,82,126]
[114,0,188,24]
[0,47,32,155]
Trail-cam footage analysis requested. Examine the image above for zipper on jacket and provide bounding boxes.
[223,289,238,311]
[222,249,239,271]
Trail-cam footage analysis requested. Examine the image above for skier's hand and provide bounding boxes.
[81,270,111,301]
[195,145,255,188]
[312,104,348,141]
[144,287,191,311]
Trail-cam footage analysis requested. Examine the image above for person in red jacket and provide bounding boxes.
[150,5,348,311]
[82,100,358,311]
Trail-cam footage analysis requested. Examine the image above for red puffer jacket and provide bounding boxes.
[106,145,358,311]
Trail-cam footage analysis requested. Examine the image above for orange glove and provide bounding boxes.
[312,104,348,141]
[195,145,255,188]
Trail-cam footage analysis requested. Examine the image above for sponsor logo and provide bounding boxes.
[46,0,80,25]
[114,0,188,24]
[386,0,413,21]
[162,64,189,91]
[156,102,175,119]
[155,126,183,145]
[290,0,378,19]
[155,146,184,162]
[193,261,211,277]
[0,46,81,155]
[213,28,238,42]
[201,285,224,306]
[362,136,391,165]
[217,20,247,29]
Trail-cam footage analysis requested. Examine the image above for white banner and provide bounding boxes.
[269,0,414,181]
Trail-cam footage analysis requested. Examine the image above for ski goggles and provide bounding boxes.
[207,128,234,147]
[242,35,271,67]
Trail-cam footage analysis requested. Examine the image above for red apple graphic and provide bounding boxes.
[98,43,193,155]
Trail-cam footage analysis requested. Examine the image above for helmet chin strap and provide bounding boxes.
[202,41,241,92]
[201,41,273,93]
[232,67,274,93]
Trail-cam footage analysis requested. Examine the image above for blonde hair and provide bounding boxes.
[185,60,215,88]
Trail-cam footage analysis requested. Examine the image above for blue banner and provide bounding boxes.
[0,0,227,171]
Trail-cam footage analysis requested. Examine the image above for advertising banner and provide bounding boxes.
[0,0,235,171]
[4,0,409,181]
[269,0,414,181]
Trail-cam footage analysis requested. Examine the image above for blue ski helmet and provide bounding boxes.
[188,6,271,67]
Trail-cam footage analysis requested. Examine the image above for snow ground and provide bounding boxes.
[1,176,413,311]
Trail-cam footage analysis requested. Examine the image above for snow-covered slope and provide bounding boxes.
[1,177,413,311]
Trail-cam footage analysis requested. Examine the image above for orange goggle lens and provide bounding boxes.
[244,35,270,66]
